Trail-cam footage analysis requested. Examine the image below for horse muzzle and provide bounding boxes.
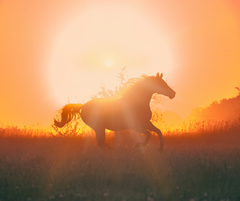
[169,91,176,99]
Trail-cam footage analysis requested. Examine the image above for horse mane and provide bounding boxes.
[117,74,152,97]
[93,74,154,100]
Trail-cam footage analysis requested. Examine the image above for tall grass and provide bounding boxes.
[0,125,240,201]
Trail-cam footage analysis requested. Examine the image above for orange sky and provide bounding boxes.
[0,0,240,127]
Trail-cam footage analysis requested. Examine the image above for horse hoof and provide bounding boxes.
[104,143,112,149]
[135,143,142,147]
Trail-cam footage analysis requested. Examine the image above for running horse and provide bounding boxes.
[54,73,176,151]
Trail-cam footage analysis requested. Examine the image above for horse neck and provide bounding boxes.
[123,87,154,105]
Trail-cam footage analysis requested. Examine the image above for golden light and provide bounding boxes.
[105,59,113,67]
[48,3,174,106]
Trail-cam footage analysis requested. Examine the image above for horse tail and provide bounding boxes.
[54,104,83,128]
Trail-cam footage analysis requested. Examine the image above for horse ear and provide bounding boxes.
[160,73,163,78]
[156,72,160,77]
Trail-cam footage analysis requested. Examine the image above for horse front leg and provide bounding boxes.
[146,122,164,152]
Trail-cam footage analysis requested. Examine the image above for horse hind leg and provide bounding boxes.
[135,130,151,147]
[94,128,111,148]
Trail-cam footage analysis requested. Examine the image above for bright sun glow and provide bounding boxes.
[48,3,174,106]
[105,59,113,67]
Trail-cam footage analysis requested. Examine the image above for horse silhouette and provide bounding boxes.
[54,73,176,151]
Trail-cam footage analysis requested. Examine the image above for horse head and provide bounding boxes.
[154,72,176,99]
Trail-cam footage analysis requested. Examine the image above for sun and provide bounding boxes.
[105,59,113,67]
[48,3,174,106]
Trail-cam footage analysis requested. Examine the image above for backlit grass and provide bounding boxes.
[0,122,240,201]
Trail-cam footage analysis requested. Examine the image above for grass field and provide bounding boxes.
[0,122,240,201]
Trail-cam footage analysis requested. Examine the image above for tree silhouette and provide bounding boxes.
[188,87,240,122]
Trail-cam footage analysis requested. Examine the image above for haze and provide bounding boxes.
[0,0,240,127]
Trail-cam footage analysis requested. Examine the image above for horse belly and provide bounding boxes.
[104,115,130,131]
[80,101,122,129]
[104,111,152,131]
[80,99,152,131]
[81,108,131,131]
